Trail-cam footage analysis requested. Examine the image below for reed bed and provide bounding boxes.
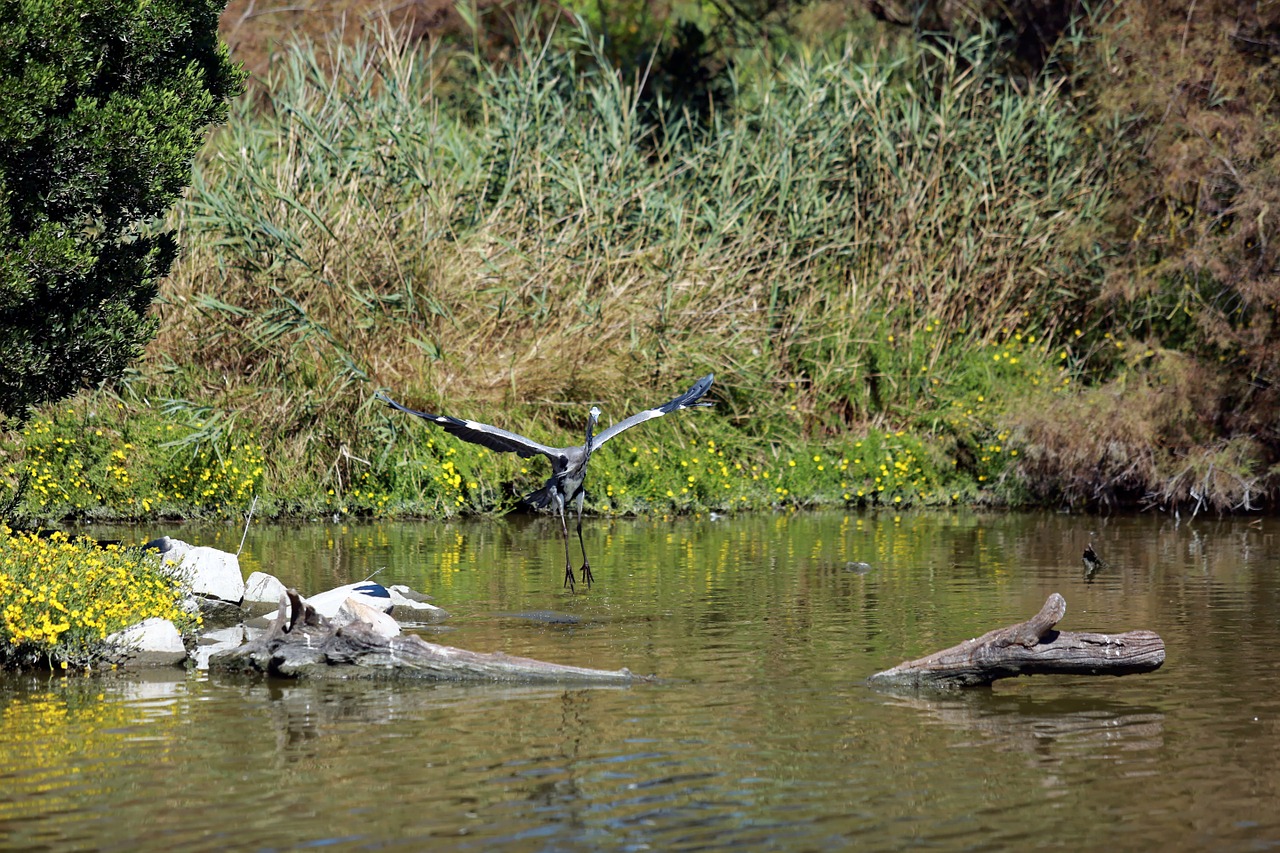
[3,20,1114,520]
[167,22,1101,437]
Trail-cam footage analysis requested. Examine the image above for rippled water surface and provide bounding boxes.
[2,511,1279,850]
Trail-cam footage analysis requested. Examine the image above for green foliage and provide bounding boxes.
[0,382,974,521]
[140,20,1106,508]
[0,0,243,419]
[313,408,970,517]
[27,9,1269,517]
[0,397,264,522]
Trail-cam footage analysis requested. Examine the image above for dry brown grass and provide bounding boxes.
[158,19,1105,445]
[220,0,476,82]
[1011,350,1272,512]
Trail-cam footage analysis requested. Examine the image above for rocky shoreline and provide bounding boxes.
[110,537,642,685]
[110,536,447,670]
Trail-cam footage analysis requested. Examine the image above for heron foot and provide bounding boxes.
[580,563,594,587]
[563,563,576,592]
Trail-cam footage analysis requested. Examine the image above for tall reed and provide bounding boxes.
[149,18,1106,505]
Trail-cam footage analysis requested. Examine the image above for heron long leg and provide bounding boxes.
[575,490,593,586]
[557,501,576,591]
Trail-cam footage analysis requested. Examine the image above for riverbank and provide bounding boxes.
[0,380,1038,525]
[3,9,1277,520]
[0,23,1086,523]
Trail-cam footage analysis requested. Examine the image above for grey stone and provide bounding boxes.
[243,571,288,604]
[388,584,433,602]
[334,599,401,639]
[106,618,188,668]
[388,584,449,623]
[149,537,245,604]
[144,535,193,562]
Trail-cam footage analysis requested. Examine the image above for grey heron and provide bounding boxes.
[376,373,714,590]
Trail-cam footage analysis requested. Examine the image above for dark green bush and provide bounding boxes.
[0,0,242,419]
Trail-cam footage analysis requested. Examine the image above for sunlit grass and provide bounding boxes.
[0,360,1051,522]
[0,315,1086,521]
[124,20,1108,509]
[0,20,1118,519]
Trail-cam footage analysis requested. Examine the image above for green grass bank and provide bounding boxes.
[2,12,1275,527]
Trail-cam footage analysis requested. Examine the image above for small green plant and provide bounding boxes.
[0,398,265,522]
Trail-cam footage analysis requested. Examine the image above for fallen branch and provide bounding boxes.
[868,593,1165,690]
[210,590,647,684]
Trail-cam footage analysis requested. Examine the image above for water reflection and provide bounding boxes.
[877,691,1165,766]
[0,511,1275,850]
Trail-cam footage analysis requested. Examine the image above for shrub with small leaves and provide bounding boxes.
[0,0,243,418]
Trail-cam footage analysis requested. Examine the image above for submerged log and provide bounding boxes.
[210,590,646,685]
[868,593,1165,690]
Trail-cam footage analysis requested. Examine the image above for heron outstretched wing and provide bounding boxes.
[592,373,714,448]
[376,392,560,459]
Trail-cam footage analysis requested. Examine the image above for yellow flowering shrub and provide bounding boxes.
[156,440,266,511]
[0,403,265,521]
[0,527,199,670]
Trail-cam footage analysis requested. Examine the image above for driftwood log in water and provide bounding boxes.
[868,593,1165,690]
[209,590,646,684]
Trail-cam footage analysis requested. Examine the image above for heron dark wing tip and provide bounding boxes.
[679,373,716,406]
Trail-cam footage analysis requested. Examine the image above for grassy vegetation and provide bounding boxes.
[0,17,1111,525]
[4,3,1278,534]
[5,4,1277,669]
[3,402,264,520]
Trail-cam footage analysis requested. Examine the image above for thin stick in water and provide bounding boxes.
[237,494,258,557]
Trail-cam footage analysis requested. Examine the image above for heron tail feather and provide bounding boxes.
[520,484,555,509]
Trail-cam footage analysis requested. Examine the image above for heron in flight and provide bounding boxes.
[376,373,714,590]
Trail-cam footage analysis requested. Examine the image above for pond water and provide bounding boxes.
[2,510,1278,851]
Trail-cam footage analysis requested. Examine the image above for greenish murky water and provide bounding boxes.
[2,511,1278,850]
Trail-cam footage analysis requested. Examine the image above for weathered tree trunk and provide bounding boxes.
[209,590,646,684]
[868,593,1165,690]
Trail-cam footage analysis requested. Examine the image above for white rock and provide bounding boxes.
[334,598,401,639]
[388,584,449,621]
[251,582,444,628]
[106,618,188,667]
[306,582,392,618]
[193,625,246,671]
[149,538,245,604]
[183,546,245,603]
[243,571,288,604]
[388,584,433,603]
